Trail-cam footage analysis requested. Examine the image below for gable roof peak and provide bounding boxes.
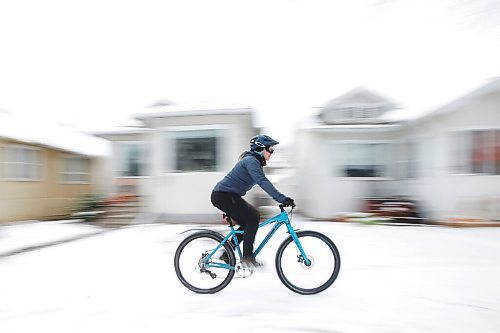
[324,86,397,110]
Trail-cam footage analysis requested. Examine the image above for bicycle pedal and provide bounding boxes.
[235,263,254,278]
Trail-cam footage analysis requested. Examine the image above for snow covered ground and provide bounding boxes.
[1,217,500,333]
[0,220,103,257]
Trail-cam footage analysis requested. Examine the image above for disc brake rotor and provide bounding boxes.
[299,255,315,269]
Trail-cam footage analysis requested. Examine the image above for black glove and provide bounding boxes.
[283,197,296,207]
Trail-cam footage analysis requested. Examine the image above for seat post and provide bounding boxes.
[223,213,235,227]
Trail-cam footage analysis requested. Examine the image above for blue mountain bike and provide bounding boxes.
[174,204,341,295]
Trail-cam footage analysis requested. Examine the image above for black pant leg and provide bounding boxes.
[228,196,259,257]
[211,191,260,257]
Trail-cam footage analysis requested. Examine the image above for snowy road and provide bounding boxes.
[1,220,500,333]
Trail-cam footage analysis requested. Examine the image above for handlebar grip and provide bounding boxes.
[279,203,295,212]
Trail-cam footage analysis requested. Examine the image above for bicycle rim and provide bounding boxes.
[174,232,235,294]
[276,231,340,295]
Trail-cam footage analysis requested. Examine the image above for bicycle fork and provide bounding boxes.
[285,222,312,267]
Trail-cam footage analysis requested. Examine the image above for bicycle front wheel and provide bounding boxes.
[174,231,236,294]
[276,230,340,295]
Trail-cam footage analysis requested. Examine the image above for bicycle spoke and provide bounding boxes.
[174,232,235,293]
[276,231,340,294]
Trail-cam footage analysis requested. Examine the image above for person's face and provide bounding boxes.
[263,146,274,161]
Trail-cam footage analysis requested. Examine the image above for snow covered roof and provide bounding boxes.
[134,102,254,120]
[302,77,500,130]
[307,124,401,132]
[322,86,398,111]
[0,111,109,157]
[93,126,153,137]
[301,108,401,131]
[319,87,400,125]
[407,77,500,124]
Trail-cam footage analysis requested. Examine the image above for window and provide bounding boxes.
[333,106,384,122]
[3,145,42,180]
[171,129,219,172]
[471,131,488,173]
[451,130,500,175]
[116,143,149,177]
[341,143,388,177]
[62,156,90,183]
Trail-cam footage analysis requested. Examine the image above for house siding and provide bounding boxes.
[0,138,98,222]
[297,86,500,221]
[393,90,500,220]
[148,114,255,215]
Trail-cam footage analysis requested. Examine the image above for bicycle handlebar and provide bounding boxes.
[279,203,295,212]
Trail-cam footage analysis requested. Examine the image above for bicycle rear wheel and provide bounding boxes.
[174,231,236,294]
[276,230,340,295]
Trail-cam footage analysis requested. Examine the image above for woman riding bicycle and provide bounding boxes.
[211,134,295,268]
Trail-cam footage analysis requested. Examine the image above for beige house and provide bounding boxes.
[0,111,108,223]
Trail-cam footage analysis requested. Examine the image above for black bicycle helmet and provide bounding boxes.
[250,135,279,152]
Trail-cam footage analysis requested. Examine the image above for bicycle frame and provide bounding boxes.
[205,207,311,270]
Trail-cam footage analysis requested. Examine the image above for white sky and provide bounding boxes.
[1,0,500,143]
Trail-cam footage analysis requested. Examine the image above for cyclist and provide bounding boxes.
[211,134,295,268]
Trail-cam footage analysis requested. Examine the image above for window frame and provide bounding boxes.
[2,144,43,182]
[114,141,150,178]
[449,129,499,176]
[60,155,91,184]
[333,140,392,180]
[330,104,386,123]
[163,125,228,174]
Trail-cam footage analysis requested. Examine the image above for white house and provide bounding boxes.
[95,102,257,220]
[296,79,500,221]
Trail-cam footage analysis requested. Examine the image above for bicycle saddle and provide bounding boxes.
[222,214,237,226]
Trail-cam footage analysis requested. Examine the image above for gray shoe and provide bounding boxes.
[241,256,263,268]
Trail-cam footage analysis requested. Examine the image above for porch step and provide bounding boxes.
[105,214,136,220]
[91,195,144,228]
[106,203,142,208]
